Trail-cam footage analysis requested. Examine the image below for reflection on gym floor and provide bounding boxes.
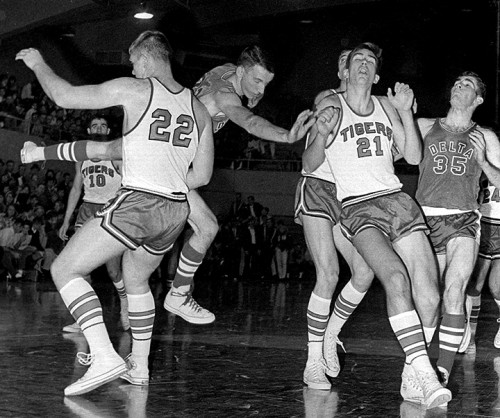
[2,270,500,417]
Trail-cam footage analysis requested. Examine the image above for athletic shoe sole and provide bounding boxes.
[64,363,127,396]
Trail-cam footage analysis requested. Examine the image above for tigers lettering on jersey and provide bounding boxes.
[81,164,116,178]
[338,122,393,143]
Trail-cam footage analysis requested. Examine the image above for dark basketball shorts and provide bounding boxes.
[478,220,500,259]
[95,188,189,255]
[425,211,481,255]
[75,202,104,229]
[340,191,428,242]
[294,176,341,226]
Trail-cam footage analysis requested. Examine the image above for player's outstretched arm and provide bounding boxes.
[21,138,123,164]
[217,91,313,143]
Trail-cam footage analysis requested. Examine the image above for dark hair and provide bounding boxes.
[237,45,275,74]
[129,30,173,63]
[346,42,383,74]
[460,71,486,99]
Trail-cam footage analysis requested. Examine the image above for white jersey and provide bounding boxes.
[81,160,121,204]
[479,178,500,223]
[325,93,401,202]
[122,78,199,199]
[301,89,337,183]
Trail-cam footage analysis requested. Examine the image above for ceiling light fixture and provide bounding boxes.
[134,2,154,20]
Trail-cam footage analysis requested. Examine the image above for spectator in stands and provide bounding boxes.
[272,220,291,280]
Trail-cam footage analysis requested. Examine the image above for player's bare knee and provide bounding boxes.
[351,267,374,293]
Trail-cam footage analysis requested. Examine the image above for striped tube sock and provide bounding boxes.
[172,242,204,289]
[389,310,428,364]
[437,313,465,374]
[128,292,155,361]
[469,294,481,335]
[307,292,331,359]
[44,141,89,162]
[60,277,112,352]
[329,280,366,332]
[113,278,128,302]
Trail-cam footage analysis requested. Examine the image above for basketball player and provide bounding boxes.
[304,43,450,408]
[60,116,129,334]
[415,72,500,385]
[21,45,314,326]
[464,174,500,353]
[296,49,374,390]
[16,30,214,395]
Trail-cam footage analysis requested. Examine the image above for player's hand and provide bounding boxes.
[15,48,45,70]
[287,110,315,143]
[58,222,70,241]
[387,82,414,112]
[316,106,340,137]
[469,128,487,166]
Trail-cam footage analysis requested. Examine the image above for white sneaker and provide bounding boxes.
[120,354,149,386]
[64,350,127,396]
[400,363,423,404]
[63,322,82,333]
[15,270,23,279]
[163,289,215,324]
[323,328,344,378]
[303,358,331,390]
[20,141,39,164]
[415,369,452,409]
[458,298,473,353]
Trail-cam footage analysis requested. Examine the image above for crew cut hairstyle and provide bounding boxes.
[129,30,173,63]
[346,42,383,74]
[460,71,486,99]
[237,45,275,74]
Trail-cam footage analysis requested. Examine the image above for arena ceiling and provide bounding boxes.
[0,0,470,40]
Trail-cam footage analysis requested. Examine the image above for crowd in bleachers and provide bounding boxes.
[200,193,311,282]
[0,159,70,280]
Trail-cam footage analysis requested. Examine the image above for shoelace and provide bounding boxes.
[179,293,204,313]
[76,352,94,366]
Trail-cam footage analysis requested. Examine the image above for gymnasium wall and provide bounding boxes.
[0,129,419,218]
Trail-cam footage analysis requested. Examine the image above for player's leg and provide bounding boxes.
[394,231,440,346]
[21,138,121,163]
[163,190,217,324]
[301,215,338,389]
[353,228,450,408]
[488,259,500,348]
[322,225,373,377]
[120,247,163,386]
[105,255,129,331]
[51,218,129,396]
[461,255,490,353]
[437,236,477,384]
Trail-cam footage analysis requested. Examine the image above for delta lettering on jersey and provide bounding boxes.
[81,164,115,178]
[338,122,393,143]
[428,140,474,160]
